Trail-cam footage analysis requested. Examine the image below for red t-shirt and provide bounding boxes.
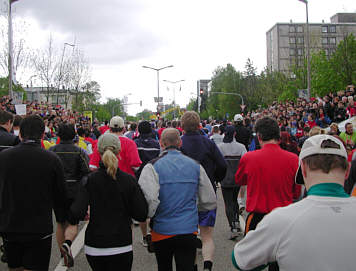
[89,135,142,177]
[235,144,300,214]
[158,128,165,139]
[99,125,110,135]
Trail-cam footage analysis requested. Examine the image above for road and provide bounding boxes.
[0,189,242,271]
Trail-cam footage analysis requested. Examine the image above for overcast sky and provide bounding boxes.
[5,0,356,115]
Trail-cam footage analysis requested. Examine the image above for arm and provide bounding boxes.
[138,163,160,217]
[345,160,356,194]
[211,141,227,182]
[68,176,90,224]
[197,165,217,212]
[51,156,68,224]
[235,156,248,186]
[128,140,142,172]
[79,149,90,179]
[129,176,148,222]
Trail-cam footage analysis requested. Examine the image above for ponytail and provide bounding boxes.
[102,148,118,180]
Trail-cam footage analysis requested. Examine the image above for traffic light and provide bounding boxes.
[140,100,142,107]
[199,89,204,96]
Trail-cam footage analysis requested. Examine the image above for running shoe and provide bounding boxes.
[60,243,74,267]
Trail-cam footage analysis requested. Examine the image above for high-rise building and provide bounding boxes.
[266,13,356,74]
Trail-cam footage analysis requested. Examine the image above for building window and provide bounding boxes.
[322,37,328,44]
[322,26,328,33]
[290,48,295,56]
[289,26,296,33]
[297,37,304,44]
[297,26,303,33]
[297,48,303,56]
[289,37,296,44]
[329,37,336,44]
[325,49,329,56]
[329,25,336,33]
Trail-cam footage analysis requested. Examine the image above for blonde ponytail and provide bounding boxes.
[102,147,118,180]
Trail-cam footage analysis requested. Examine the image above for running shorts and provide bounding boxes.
[3,234,52,270]
[198,209,217,227]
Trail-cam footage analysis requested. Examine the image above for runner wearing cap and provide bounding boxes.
[233,114,251,151]
[89,116,142,176]
[233,134,356,270]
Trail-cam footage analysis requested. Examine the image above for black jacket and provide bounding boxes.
[69,163,148,248]
[49,141,90,199]
[0,142,67,236]
[181,131,227,190]
[235,124,251,151]
[134,134,160,178]
[0,126,20,152]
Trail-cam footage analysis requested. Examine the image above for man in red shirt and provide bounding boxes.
[89,116,141,177]
[235,117,300,240]
[99,120,110,135]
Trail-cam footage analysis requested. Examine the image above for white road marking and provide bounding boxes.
[54,223,88,271]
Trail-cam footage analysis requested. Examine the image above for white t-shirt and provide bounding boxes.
[233,196,356,271]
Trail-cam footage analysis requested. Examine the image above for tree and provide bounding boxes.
[136,109,153,120]
[0,17,32,82]
[72,81,101,112]
[32,36,59,102]
[330,34,356,88]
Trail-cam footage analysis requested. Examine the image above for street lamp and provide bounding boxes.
[298,0,311,99]
[163,79,184,119]
[142,65,174,112]
[163,79,185,108]
[57,43,75,105]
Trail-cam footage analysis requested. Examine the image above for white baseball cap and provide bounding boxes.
[109,116,124,128]
[295,134,348,184]
[234,114,243,122]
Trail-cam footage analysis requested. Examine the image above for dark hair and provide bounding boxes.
[20,115,45,140]
[255,117,280,141]
[130,123,137,131]
[0,110,14,125]
[58,124,76,141]
[110,127,124,133]
[77,127,85,137]
[13,115,22,127]
[138,121,152,134]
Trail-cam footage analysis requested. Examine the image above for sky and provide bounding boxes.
[3,0,356,115]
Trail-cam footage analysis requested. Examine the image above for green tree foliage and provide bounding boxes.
[0,76,26,99]
[136,109,153,120]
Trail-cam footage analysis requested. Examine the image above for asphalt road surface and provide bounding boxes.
[0,189,243,271]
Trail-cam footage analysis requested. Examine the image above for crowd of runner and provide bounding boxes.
[0,86,356,271]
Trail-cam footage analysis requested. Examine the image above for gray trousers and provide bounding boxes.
[221,186,240,228]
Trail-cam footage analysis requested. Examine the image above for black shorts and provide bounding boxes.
[3,234,52,270]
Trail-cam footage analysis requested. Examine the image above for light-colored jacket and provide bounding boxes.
[138,149,216,235]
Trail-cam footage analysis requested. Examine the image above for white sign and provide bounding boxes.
[15,104,26,115]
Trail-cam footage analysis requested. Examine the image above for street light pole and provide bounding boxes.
[299,0,311,99]
[163,79,184,119]
[142,65,174,112]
